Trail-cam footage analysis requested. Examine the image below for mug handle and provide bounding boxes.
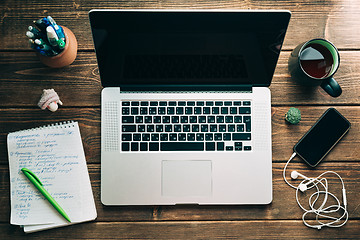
[320,77,342,97]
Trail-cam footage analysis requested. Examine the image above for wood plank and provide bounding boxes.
[1,220,360,239]
[1,1,360,50]
[1,51,360,107]
[1,106,360,165]
[1,161,359,222]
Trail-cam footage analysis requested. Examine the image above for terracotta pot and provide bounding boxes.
[37,26,78,68]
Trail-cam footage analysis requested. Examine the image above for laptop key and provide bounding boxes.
[244,146,252,151]
[135,116,143,123]
[196,133,204,141]
[234,101,241,106]
[224,101,232,106]
[131,142,138,151]
[122,116,134,123]
[140,101,149,106]
[178,101,186,106]
[176,107,184,115]
[215,101,223,106]
[154,116,161,123]
[145,116,152,123]
[169,133,177,141]
[131,107,139,115]
[187,133,195,141]
[212,107,220,114]
[206,142,215,151]
[140,107,148,115]
[185,107,193,114]
[151,134,159,141]
[122,125,136,132]
[171,116,179,123]
[149,142,159,151]
[223,133,231,141]
[157,107,165,115]
[167,107,175,115]
[142,134,150,141]
[226,146,233,151]
[232,133,251,140]
[131,101,139,106]
[234,116,242,123]
[205,133,213,141]
[133,134,141,141]
[160,133,168,141]
[199,116,206,123]
[230,107,237,114]
[149,107,157,114]
[165,125,172,132]
[122,101,130,106]
[156,125,163,132]
[214,133,222,141]
[187,101,195,106]
[239,107,251,114]
[147,125,155,132]
[216,116,224,123]
[225,116,233,123]
[194,107,202,114]
[237,124,245,132]
[122,134,132,141]
[122,107,130,115]
[159,101,167,106]
[169,101,176,106]
[235,142,243,151]
[181,116,188,123]
[192,124,200,132]
[150,101,158,106]
[196,101,204,106]
[203,107,211,114]
[206,101,214,106]
[163,116,170,123]
[217,142,224,151]
[174,125,181,132]
[221,107,228,114]
[178,133,186,141]
[190,116,197,123]
[140,142,148,151]
[161,142,204,151]
[138,125,146,132]
[243,101,251,106]
[208,116,215,123]
[122,142,130,151]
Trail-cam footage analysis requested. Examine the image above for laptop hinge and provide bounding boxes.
[119,85,252,92]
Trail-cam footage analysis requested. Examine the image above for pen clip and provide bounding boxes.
[21,168,43,185]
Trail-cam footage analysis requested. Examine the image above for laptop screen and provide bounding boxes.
[90,10,291,89]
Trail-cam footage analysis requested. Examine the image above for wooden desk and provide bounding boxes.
[1,1,360,239]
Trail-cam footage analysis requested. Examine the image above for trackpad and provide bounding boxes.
[162,160,212,197]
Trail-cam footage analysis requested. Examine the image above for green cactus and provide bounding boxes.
[285,107,301,124]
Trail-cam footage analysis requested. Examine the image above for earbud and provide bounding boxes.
[291,171,309,180]
[291,171,315,192]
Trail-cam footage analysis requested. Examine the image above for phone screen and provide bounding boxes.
[294,108,350,167]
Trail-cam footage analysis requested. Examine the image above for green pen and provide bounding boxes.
[21,168,71,222]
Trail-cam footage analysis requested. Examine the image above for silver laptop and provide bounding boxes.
[89,9,291,205]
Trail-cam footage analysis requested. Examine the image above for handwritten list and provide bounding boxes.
[7,122,97,232]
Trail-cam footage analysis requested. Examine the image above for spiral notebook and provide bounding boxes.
[7,121,97,233]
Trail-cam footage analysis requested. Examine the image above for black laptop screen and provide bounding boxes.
[89,11,290,88]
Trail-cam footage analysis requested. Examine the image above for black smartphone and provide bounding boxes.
[294,108,351,167]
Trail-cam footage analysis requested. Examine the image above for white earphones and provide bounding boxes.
[283,152,348,229]
[290,170,317,192]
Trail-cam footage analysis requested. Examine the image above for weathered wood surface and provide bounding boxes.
[1,0,360,50]
[1,0,360,239]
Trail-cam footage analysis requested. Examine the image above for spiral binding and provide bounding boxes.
[14,121,76,133]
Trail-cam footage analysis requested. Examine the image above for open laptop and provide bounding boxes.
[89,9,291,205]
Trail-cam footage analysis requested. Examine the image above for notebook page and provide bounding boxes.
[8,122,97,226]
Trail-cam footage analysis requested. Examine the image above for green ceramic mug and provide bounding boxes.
[288,39,341,97]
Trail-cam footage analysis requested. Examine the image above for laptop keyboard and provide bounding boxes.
[121,100,252,151]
